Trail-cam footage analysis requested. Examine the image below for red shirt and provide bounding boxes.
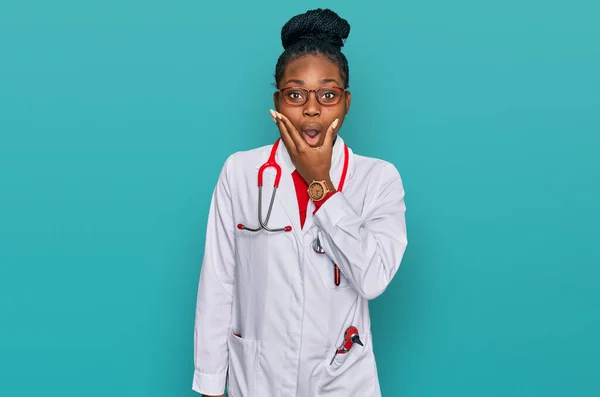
[291,170,336,229]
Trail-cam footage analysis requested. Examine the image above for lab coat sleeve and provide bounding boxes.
[314,162,407,300]
[192,156,236,395]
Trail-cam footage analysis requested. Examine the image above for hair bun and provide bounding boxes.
[281,8,350,51]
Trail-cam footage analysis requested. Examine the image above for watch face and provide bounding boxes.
[309,182,325,200]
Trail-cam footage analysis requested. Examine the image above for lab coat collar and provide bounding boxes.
[254,135,354,237]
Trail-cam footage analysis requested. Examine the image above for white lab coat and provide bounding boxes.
[192,136,407,397]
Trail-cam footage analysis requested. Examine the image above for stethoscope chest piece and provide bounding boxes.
[312,236,325,254]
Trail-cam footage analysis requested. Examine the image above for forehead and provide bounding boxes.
[282,54,342,85]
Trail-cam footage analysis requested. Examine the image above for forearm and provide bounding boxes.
[314,170,407,299]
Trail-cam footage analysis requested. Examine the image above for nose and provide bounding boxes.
[303,91,321,117]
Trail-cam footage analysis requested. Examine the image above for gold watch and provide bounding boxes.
[308,179,333,202]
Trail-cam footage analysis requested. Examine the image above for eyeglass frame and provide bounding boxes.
[277,86,347,107]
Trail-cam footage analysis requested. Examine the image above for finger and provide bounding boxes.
[276,111,307,151]
[270,109,295,152]
[269,109,278,124]
[322,118,339,150]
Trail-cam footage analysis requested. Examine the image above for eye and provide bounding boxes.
[319,90,338,103]
[286,90,305,102]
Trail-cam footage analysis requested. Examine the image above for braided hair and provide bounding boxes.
[275,9,351,88]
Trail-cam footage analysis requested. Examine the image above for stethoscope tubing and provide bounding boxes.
[238,138,349,235]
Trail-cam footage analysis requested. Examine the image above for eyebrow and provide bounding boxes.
[284,79,305,85]
[283,78,341,86]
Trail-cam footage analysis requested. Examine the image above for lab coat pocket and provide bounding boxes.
[318,342,374,396]
[331,350,351,372]
[329,343,352,370]
[227,331,260,397]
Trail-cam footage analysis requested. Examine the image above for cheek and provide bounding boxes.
[326,107,346,123]
[281,109,304,129]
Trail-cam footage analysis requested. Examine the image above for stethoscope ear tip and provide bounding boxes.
[237,224,245,230]
[284,226,292,232]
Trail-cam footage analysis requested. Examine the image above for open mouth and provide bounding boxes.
[301,127,323,146]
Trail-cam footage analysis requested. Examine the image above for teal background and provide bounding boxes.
[1,0,599,396]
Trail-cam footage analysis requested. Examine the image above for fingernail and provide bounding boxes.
[276,112,283,120]
[269,109,278,123]
[332,118,339,129]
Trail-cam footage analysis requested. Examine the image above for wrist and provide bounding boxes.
[308,178,336,202]
[307,173,331,183]
[323,178,336,193]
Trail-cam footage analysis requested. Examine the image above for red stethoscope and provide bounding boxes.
[237,139,291,233]
[237,138,350,237]
[237,137,349,286]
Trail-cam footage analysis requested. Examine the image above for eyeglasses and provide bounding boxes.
[278,86,345,106]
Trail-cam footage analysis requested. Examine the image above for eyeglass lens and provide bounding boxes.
[281,87,342,106]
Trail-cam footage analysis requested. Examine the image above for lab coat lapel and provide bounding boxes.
[274,169,303,236]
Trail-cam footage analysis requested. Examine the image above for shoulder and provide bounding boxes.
[218,143,273,181]
[348,151,406,208]
[351,151,403,186]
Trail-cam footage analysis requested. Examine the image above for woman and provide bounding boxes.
[192,8,407,397]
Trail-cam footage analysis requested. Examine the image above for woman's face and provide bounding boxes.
[274,54,351,148]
